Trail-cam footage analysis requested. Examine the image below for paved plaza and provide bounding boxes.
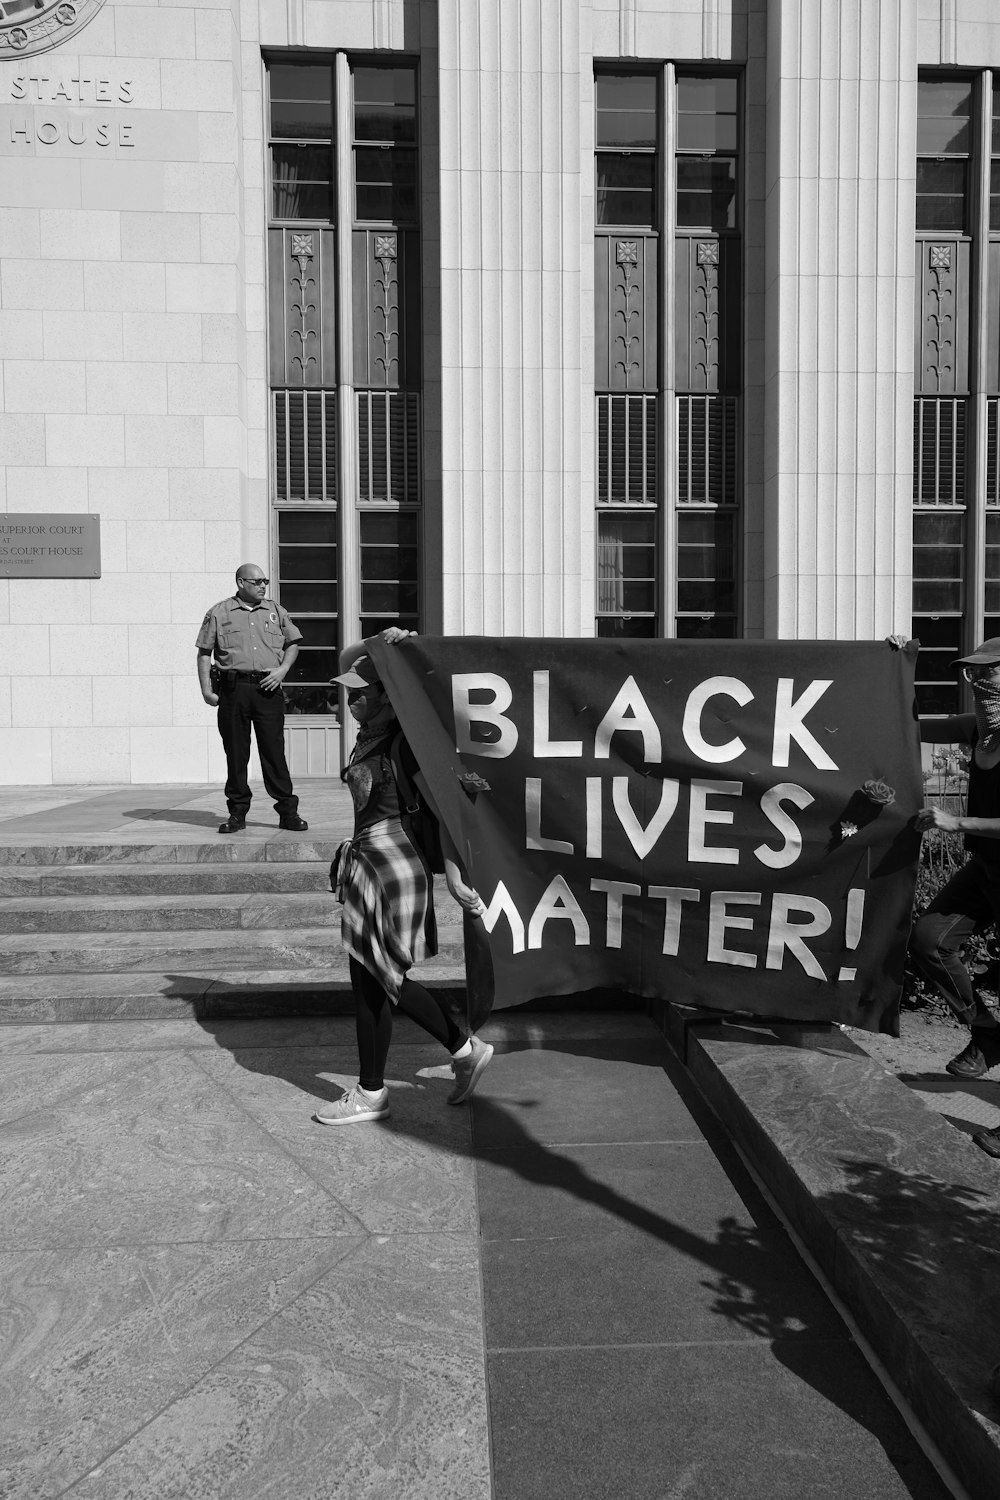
[0,784,971,1497]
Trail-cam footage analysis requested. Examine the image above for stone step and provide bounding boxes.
[0,862,336,898]
[0,840,342,867]
[0,890,343,934]
[0,965,470,1023]
[0,924,470,977]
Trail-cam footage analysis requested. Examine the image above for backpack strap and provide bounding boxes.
[389,731,420,815]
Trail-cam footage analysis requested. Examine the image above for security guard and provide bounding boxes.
[196,563,308,834]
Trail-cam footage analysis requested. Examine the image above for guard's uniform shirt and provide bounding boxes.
[196,596,302,671]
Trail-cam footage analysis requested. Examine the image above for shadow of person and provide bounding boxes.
[191,1000,959,1493]
[124,807,223,829]
[464,1087,953,1496]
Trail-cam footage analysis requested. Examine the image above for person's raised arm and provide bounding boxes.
[339,625,414,673]
[920,713,976,744]
[413,767,486,918]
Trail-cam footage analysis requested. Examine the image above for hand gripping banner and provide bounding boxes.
[369,637,923,1031]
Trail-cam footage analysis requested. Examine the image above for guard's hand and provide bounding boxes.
[259,669,285,692]
[915,805,960,834]
[202,691,219,707]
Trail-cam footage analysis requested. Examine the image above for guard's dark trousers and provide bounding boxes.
[217,678,298,820]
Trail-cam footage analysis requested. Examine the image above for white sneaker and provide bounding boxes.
[448,1035,494,1105]
[314,1085,389,1126]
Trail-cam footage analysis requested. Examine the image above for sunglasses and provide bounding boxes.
[962,664,1000,682]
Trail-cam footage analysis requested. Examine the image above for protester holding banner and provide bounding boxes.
[316,635,493,1126]
[912,639,1000,1146]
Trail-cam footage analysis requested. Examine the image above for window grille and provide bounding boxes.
[988,399,1000,508]
[677,395,737,506]
[357,391,420,504]
[274,390,336,504]
[913,397,966,504]
[596,394,658,505]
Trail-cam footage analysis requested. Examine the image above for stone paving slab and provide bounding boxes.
[488,1342,950,1500]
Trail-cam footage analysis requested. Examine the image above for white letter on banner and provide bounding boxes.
[765,894,832,977]
[533,671,583,757]
[689,780,742,864]
[707,891,761,968]
[612,777,680,859]
[481,881,526,953]
[754,783,814,869]
[682,677,753,763]
[591,878,641,947]
[647,886,701,954]
[527,875,591,949]
[594,676,661,762]
[771,679,838,770]
[525,778,574,855]
[452,673,518,758]
[586,777,603,859]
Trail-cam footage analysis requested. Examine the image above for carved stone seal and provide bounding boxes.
[0,0,107,59]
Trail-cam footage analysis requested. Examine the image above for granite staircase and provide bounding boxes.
[0,840,469,1023]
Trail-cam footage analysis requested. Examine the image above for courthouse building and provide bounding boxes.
[0,0,998,783]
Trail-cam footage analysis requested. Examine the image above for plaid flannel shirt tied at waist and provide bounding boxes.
[330,817,437,999]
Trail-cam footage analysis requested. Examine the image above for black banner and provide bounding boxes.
[370,637,923,1031]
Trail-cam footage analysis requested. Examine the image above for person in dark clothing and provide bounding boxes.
[317,638,493,1125]
[196,563,308,834]
[912,636,1000,1157]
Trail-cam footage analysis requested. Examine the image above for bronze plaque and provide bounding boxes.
[0,514,101,578]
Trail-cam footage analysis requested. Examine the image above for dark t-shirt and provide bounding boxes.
[966,741,1000,869]
[345,749,400,836]
[343,733,424,838]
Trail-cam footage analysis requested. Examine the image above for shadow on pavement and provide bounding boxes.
[194,1005,955,1498]
[124,807,224,828]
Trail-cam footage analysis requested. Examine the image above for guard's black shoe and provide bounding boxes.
[279,814,308,832]
[946,1042,989,1079]
[218,816,246,834]
[972,1126,1000,1159]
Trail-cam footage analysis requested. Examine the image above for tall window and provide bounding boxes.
[266,58,422,716]
[912,74,1000,714]
[594,69,741,638]
[595,73,659,637]
[352,64,421,637]
[674,75,740,639]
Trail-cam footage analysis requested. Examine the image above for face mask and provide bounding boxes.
[970,673,1000,754]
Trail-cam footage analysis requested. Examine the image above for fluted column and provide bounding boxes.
[437,0,590,635]
[763,0,916,637]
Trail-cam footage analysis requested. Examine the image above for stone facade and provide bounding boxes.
[2,0,1000,782]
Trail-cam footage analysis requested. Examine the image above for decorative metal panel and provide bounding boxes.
[267,228,337,387]
[912,397,966,504]
[914,240,971,395]
[677,395,738,505]
[357,391,421,503]
[285,723,343,776]
[352,230,420,388]
[274,390,337,504]
[594,235,658,392]
[988,399,1000,508]
[674,238,739,394]
[596,394,658,504]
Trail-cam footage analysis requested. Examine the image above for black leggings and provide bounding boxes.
[350,956,465,1091]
